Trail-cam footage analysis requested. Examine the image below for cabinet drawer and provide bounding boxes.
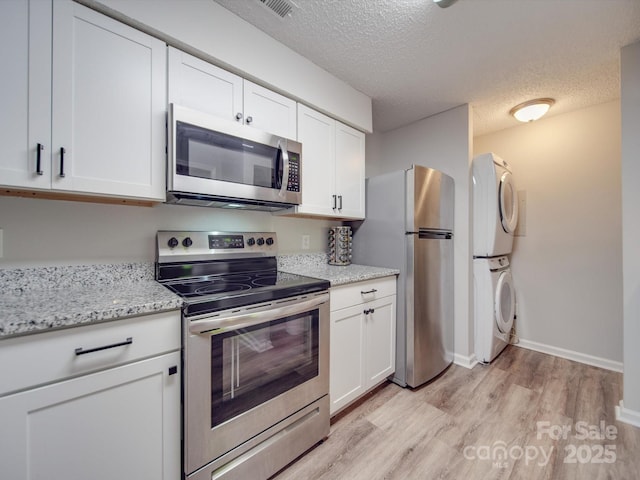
[330,276,396,312]
[0,311,181,397]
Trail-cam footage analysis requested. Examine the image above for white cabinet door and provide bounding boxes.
[0,352,181,480]
[296,104,335,216]
[167,48,296,139]
[51,1,166,200]
[168,46,243,122]
[329,277,397,416]
[0,0,51,189]
[244,80,297,139]
[335,122,366,219]
[364,296,397,386]
[330,304,366,415]
[286,104,365,220]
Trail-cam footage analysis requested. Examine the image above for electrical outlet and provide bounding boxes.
[301,234,310,250]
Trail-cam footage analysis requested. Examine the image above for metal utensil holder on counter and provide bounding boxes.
[328,226,352,265]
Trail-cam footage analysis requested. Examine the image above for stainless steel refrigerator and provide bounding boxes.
[352,165,454,388]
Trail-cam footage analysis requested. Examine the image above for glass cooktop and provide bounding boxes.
[160,268,329,317]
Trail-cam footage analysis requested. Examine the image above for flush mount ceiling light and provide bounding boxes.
[433,0,458,8]
[509,98,555,123]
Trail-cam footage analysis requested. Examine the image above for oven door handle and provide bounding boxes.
[188,292,329,335]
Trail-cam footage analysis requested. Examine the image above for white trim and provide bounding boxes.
[454,352,478,369]
[516,339,623,372]
[615,401,640,428]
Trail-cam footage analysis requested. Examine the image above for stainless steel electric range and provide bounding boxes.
[156,231,330,480]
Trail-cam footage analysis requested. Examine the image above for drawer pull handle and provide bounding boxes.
[75,337,133,356]
[361,289,378,295]
[364,308,376,315]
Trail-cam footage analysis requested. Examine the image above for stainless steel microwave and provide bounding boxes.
[167,104,302,211]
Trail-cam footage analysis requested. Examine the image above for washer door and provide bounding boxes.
[499,171,518,234]
[495,270,515,334]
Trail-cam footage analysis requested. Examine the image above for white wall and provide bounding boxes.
[474,100,623,368]
[82,0,372,132]
[620,41,640,424]
[366,105,475,364]
[0,196,337,267]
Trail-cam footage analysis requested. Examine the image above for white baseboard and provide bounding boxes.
[616,401,640,428]
[515,339,623,373]
[454,352,478,369]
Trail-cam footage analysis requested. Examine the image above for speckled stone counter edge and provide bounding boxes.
[0,262,155,294]
[278,253,399,286]
[0,256,398,339]
[0,262,182,339]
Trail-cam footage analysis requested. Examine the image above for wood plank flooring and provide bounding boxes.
[272,345,640,480]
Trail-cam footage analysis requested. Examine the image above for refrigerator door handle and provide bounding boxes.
[417,229,453,240]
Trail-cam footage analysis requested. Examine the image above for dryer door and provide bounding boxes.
[495,269,515,334]
[499,171,518,234]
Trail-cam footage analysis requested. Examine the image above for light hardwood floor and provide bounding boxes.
[273,345,640,480]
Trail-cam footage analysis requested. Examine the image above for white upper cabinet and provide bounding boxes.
[0,0,51,190]
[168,47,243,121]
[243,80,297,139]
[295,105,336,217]
[52,1,166,200]
[168,47,297,139]
[0,0,167,202]
[293,104,365,220]
[335,122,366,219]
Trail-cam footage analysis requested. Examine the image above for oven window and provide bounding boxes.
[176,121,280,189]
[210,310,319,428]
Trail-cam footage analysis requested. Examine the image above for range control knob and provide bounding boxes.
[256,237,265,246]
[246,237,255,246]
[167,237,179,248]
[266,237,274,246]
[182,237,193,248]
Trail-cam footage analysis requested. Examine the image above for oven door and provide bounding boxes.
[184,292,329,475]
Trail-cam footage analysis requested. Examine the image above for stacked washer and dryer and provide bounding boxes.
[473,153,519,364]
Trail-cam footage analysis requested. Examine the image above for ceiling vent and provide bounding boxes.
[258,0,295,18]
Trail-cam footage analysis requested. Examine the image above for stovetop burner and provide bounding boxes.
[155,231,330,317]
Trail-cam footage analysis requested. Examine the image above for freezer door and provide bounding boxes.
[406,165,454,232]
[405,232,454,387]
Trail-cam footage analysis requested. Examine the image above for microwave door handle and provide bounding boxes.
[189,292,329,335]
[277,139,290,198]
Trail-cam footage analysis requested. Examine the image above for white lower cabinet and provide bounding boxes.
[0,312,181,480]
[330,276,396,415]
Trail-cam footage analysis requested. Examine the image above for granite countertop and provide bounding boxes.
[278,253,399,286]
[0,263,182,339]
[0,254,398,340]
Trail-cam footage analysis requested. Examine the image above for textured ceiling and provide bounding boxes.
[212,0,640,135]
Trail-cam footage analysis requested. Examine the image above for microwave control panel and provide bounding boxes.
[287,154,300,192]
